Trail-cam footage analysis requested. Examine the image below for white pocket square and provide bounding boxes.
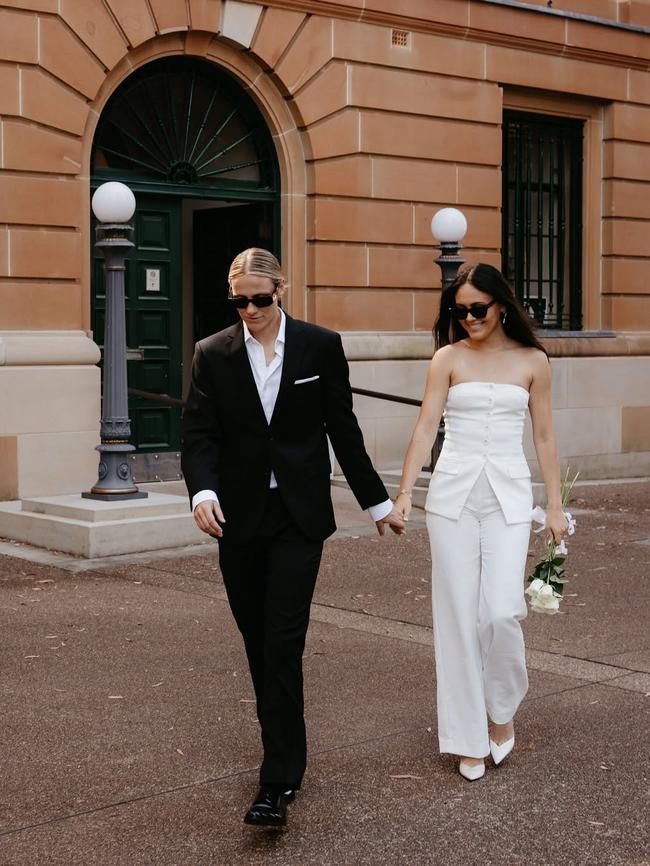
[294,375,319,384]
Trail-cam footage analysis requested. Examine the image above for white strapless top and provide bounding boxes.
[425,382,533,524]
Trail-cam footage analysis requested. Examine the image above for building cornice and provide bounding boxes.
[251,0,650,71]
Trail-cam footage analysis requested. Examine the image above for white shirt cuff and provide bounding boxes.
[367,499,393,522]
[191,490,219,512]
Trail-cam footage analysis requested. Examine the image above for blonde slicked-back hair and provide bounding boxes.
[228,247,285,286]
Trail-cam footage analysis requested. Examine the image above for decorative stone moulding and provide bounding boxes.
[0,332,101,366]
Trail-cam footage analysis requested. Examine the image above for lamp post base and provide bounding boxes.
[84,442,148,500]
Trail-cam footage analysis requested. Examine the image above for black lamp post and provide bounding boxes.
[83,182,147,501]
[427,207,468,470]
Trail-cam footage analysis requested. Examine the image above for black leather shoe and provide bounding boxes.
[243,787,296,827]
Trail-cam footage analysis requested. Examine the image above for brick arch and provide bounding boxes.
[80,30,308,323]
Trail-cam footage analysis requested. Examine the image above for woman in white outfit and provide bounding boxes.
[397,264,567,781]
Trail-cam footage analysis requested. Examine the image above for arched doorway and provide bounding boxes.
[91,56,280,479]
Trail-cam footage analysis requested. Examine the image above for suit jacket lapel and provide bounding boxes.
[271,313,305,427]
[227,322,269,429]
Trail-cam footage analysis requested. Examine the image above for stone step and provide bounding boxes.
[0,493,206,558]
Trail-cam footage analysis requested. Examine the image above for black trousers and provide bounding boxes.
[218,490,323,790]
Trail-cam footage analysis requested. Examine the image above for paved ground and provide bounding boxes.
[0,481,649,866]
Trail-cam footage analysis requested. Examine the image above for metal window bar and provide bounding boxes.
[502,112,583,330]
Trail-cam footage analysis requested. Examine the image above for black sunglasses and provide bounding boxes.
[449,300,497,320]
[228,291,277,309]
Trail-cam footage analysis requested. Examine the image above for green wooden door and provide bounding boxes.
[92,194,182,452]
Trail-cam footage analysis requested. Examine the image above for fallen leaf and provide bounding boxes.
[24,655,40,659]
[588,821,605,826]
[390,774,423,780]
[108,695,124,700]
[176,749,184,756]
[151,681,163,687]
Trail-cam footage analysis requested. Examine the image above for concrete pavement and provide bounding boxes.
[0,481,649,865]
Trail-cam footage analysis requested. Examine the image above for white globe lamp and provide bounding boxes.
[430,207,467,244]
[92,181,136,224]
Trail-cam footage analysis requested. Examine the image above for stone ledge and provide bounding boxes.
[0,331,100,366]
[341,331,650,360]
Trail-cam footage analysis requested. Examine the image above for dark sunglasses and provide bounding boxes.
[228,291,277,309]
[449,300,497,320]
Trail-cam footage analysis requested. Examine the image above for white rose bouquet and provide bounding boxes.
[525,467,579,614]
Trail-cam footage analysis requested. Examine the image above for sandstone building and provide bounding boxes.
[1,0,649,499]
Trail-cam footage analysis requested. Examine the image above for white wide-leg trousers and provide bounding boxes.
[426,470,530,758]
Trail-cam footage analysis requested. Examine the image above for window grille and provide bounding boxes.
[391,29,410,47]
[502,111,583,330]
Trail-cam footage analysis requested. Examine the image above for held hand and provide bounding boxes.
[545,506,568,545]
[395,492,412,522]
[193,500,226,538]
[376,505,406,536]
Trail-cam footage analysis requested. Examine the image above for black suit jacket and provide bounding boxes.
[181,314,388,543]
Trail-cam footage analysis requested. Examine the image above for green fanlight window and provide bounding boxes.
[92,56,278,198]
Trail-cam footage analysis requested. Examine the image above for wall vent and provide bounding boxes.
[391,29,410,48]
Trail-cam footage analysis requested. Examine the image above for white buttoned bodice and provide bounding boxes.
[442,382,528,458]
[425,382,533,524]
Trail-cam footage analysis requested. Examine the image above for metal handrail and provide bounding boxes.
[351,387,443,472]
[128,387,185,407]
[350,386,421,407]
[127,385,443,471]
[127,385,423,410]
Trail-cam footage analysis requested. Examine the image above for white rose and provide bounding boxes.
[531,583,561,614]
[526,578,545,597]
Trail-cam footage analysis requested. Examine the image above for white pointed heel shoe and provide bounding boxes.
[489,735,515,766]
[458,760,486,781]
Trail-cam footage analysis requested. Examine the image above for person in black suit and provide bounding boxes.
[181,248,405,828]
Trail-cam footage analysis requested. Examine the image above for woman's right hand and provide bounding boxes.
[395,492,412,521]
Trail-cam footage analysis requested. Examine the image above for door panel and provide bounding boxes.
[129,197,182,451]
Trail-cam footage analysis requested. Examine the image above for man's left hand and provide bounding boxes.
[376,506,406,536]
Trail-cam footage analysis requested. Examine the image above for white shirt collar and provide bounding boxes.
[243,307,285,352]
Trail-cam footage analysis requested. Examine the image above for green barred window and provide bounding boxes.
[502,111,584,331]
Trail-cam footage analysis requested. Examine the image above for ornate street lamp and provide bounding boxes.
[430,207,467,290]
[83,182,147,501]
[427,207,468,470]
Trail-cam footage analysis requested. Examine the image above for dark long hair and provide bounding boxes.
[434,263,547,354]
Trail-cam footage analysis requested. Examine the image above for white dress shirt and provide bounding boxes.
[191,310,392,523]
